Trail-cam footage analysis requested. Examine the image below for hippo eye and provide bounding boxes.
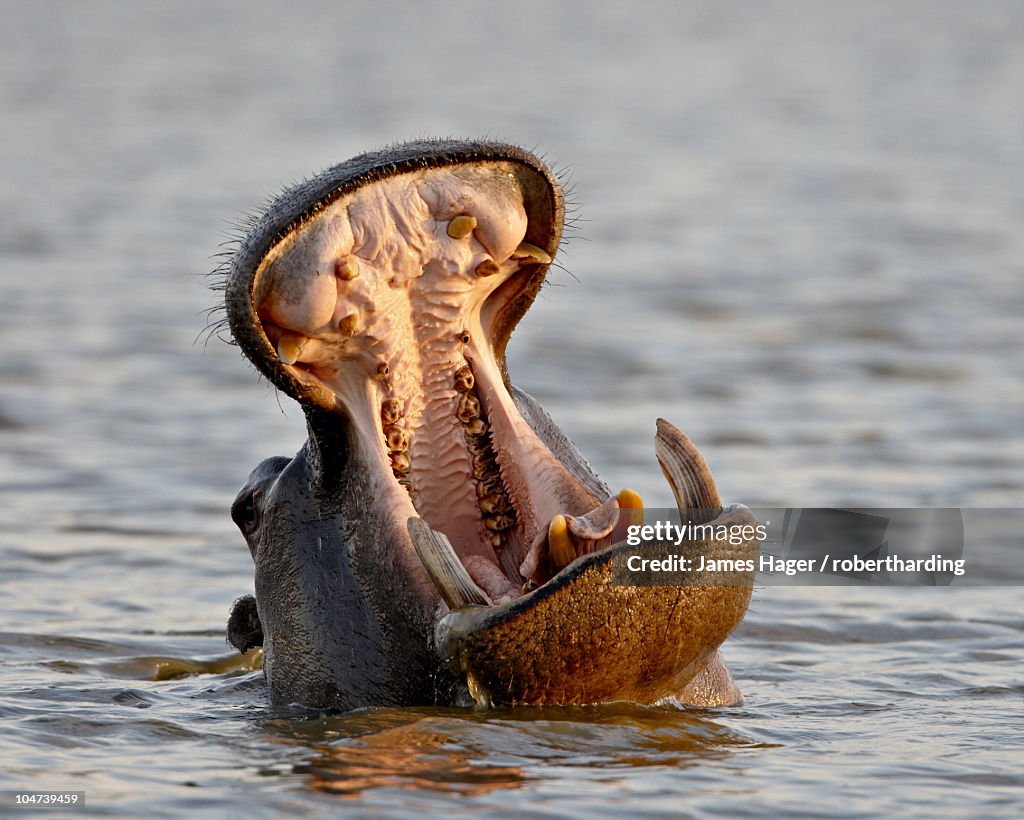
[231,488,262,535]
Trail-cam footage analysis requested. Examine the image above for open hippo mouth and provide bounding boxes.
[223,139,757,708]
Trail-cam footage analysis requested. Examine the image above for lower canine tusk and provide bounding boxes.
[654,418,721,524]
[407,517,492,610]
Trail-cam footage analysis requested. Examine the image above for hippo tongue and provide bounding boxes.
[518,495,623,583]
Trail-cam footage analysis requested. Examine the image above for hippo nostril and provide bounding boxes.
[226,595,263,654]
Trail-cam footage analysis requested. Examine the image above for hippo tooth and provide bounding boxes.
[484,514,514,532]
[339,313,359,336]
[384,425,409,452]
[407,517,491,610]
[510,241,553,264]
[477,494,510,515]
[616,488,644,527]
[335,256,359,280]
[655,418,722,524]
[548,514,576,570]
[456,392,481,422]
[380,398,403,425]
[611,488,645,544]
[475,259,501,277]
[475,476,501,498]
[276,333,308,365]
[446,214,477,239]
[453,365,474,392]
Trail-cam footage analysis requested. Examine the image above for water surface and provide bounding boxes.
[1,1,1022,816]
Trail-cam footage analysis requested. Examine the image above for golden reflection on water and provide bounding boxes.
[266,704,766,800]
[297,722,525,797]
[89,648,264,681]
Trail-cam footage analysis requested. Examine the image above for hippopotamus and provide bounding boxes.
[220,139,758,709]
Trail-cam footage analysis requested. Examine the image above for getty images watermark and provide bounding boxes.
[610,508,1023,586]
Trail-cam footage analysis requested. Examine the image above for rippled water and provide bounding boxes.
[2,1,1022,816]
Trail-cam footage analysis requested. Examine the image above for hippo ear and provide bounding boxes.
[226,595,264,654]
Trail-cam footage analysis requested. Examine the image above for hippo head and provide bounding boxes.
[221,139,756,709]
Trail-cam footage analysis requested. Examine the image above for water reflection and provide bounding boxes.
[297,725,525,798]
[265,704,767,799]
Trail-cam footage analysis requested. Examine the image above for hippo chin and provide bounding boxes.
[220,139,757,710]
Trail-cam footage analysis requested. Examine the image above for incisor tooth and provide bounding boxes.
[475,259,500,277]
[511,241,553,264]
[447,214,477,239]
[276,334,308,365]
[339,313,359,336]
[335,256,359,280]
[548,514,576,570]
[617,488,645,527]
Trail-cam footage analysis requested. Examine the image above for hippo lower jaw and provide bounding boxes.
[421,426,758,707]
[223,140,756,708]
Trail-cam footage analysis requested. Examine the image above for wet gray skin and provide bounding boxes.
[222,139,758,709]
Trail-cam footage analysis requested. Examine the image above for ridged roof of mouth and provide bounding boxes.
[225,141,617,604]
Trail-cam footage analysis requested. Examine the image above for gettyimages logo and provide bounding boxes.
[610,507,984,587]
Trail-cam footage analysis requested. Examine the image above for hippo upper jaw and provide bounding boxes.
[225,141,623,605]
[223,140,756,709]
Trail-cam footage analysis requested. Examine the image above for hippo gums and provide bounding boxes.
[219,139,758,709]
